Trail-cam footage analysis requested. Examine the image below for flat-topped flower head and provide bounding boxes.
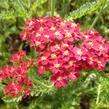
[1,16,109,92]
[24,17,109,87]
[0,16,109,97]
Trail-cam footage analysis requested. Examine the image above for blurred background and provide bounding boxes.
[0,0,109,109]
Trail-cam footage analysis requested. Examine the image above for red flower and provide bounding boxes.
[51,73,68,88]
[38,66,46,75]
[10,50,26,63]
[1,16,109,90]
[20,16,109,88]
[23,89,31,96]
[68,72,79,80]
[5,82,22,97]
[0,52,33,97]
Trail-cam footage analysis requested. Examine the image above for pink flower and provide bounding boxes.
[68,72,79,80]
[21,16,109,88]
[73,47,87,61]
[0,51,33,97]
[23,89,31,96]
[38,66,45,75]
[10,50,26,63]
[51,73,68,88]
[5,82,22,97]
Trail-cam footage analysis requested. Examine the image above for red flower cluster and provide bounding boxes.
[21,16,109,88]
[10,50,26,63]
[0,51,33,97]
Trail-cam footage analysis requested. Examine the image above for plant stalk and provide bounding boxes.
[96,84,101,104]
[50,0,55,16]
[90,15,99,29]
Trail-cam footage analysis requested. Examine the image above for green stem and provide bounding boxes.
[18,42,24,50]
[89,0,106,29]
[50,0,55,16]
[96,84,101,104]
[61,0,70,18]
[16,103,19,109]
[90,15,99,29]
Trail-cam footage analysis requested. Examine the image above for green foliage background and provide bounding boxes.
[0,0,109,109]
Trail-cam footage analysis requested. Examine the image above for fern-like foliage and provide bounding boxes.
[29,67,55,97]
[0,0,48,51]
[65,0,106,20]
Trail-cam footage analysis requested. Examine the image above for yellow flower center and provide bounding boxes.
[23,33,26,38]
[55,31,60,36]
[98,61,102,65]
[40,19,44,23]
[50,26,56,30]
[99,46,104,51]
[61,22,65,26]
[44,35,49,38]
[69,61,74,66]
[35,41,41,46]
[39,27,44,31]
[57,77,62,81]
[84,35,89,39]
[88,42,93,46]
[54,64,61,68]
[71,23,77,27]
[62,43,69,47]
[65,32,72,38]
[77,50,83,56]
[29,21,33,26]
[90,31,94,34]
[89,57,93,62]
[63,50,69,56]
[41,56,47,60]
[55,44,60,50]
[51,54,57,59]
[35,33,41,37]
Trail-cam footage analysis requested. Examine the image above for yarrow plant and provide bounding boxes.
[21,16,109,87]
[0,50,33,97]
[0,16,109,98]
